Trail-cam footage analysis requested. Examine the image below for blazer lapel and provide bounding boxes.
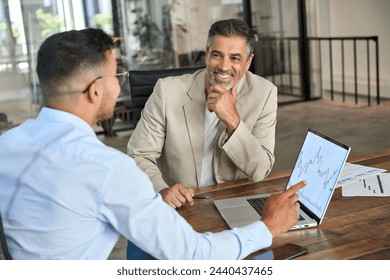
[236,74,249,112]
[183,72,207,185]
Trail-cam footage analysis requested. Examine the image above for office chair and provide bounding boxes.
[0,213,12,260]
[129,67,203,127]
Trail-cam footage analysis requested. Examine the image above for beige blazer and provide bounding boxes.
[127,69,277,192]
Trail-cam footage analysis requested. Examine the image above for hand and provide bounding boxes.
[207,83,240,135]
[159,184,195,209]
[261,181,307,238]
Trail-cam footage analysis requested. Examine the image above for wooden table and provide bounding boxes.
[178,150,390,259]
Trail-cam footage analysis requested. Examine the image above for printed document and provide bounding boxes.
[337,162,386,188]
[342,173,390,197]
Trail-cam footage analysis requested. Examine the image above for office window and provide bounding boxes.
[0,0,114,129]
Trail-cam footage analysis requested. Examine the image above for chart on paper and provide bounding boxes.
[342,173,390,197]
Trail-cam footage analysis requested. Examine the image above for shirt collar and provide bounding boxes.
[37,107,96,136]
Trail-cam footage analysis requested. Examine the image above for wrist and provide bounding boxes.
[262,218,280,238]
[159,188,169,195]
[226,117,240,136]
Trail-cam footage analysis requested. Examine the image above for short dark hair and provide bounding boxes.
[37,28,115,97]
[206,19,256,58]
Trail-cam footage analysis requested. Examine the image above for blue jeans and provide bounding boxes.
[126,240,152,260]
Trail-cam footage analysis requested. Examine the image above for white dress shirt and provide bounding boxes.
[0,107,272,259]
[200,107,219,187]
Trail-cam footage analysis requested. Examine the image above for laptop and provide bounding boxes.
[214,128,351,229]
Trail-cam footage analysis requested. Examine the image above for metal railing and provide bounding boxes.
[255,36,380,105]
[312,36,380,105]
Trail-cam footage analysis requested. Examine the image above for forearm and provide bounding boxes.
[220,120,275,181]
[127,127,169,192]
[193,221,272,260]
[132,156,169,192]
[106,161,273,260]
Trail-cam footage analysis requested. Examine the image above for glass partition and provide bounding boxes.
[0,0,316,132]
[117,0,245,70]
[0,0,115,130]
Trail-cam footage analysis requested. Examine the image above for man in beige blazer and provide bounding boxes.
[128,19,277,209]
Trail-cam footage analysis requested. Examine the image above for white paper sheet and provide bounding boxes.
[336,162,387,188]
[341,173,390,197]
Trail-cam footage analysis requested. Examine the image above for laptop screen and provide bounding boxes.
[286,129,350,219]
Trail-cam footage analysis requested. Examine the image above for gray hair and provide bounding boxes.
[206,19,256,58]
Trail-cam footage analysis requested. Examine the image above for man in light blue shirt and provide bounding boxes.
[0,28,305,259]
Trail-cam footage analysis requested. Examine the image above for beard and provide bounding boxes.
[208,68,236,91]
[97,95,116,122]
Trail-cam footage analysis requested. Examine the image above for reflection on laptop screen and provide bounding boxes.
[286,130,350,219]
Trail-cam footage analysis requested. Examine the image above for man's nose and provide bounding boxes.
[218,56,231,71]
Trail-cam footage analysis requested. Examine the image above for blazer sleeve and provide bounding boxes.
[127,79,170,192]
[218,84,277,181]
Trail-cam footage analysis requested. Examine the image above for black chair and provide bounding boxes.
[0,213,12,260]
[129,67,203,127]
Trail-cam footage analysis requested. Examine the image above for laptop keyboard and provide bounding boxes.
[247,197,305,221]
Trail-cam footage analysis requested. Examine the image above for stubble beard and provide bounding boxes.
[208,68,236,91]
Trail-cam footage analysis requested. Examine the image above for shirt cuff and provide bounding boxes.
[231,221,273,259]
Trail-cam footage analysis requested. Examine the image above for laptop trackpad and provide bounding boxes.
[219,206,260,228]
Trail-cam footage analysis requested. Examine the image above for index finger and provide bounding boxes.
[208,84,224,94]
[286,180,307,194]
[179,186,195,206]
[230,83,238,96]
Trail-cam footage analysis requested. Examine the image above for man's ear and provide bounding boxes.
[246,53,254,71]
[85,82,101,104]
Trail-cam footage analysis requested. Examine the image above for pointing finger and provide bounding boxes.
[286,180,307,194]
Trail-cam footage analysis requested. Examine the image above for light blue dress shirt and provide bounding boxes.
[0,107,272,259]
